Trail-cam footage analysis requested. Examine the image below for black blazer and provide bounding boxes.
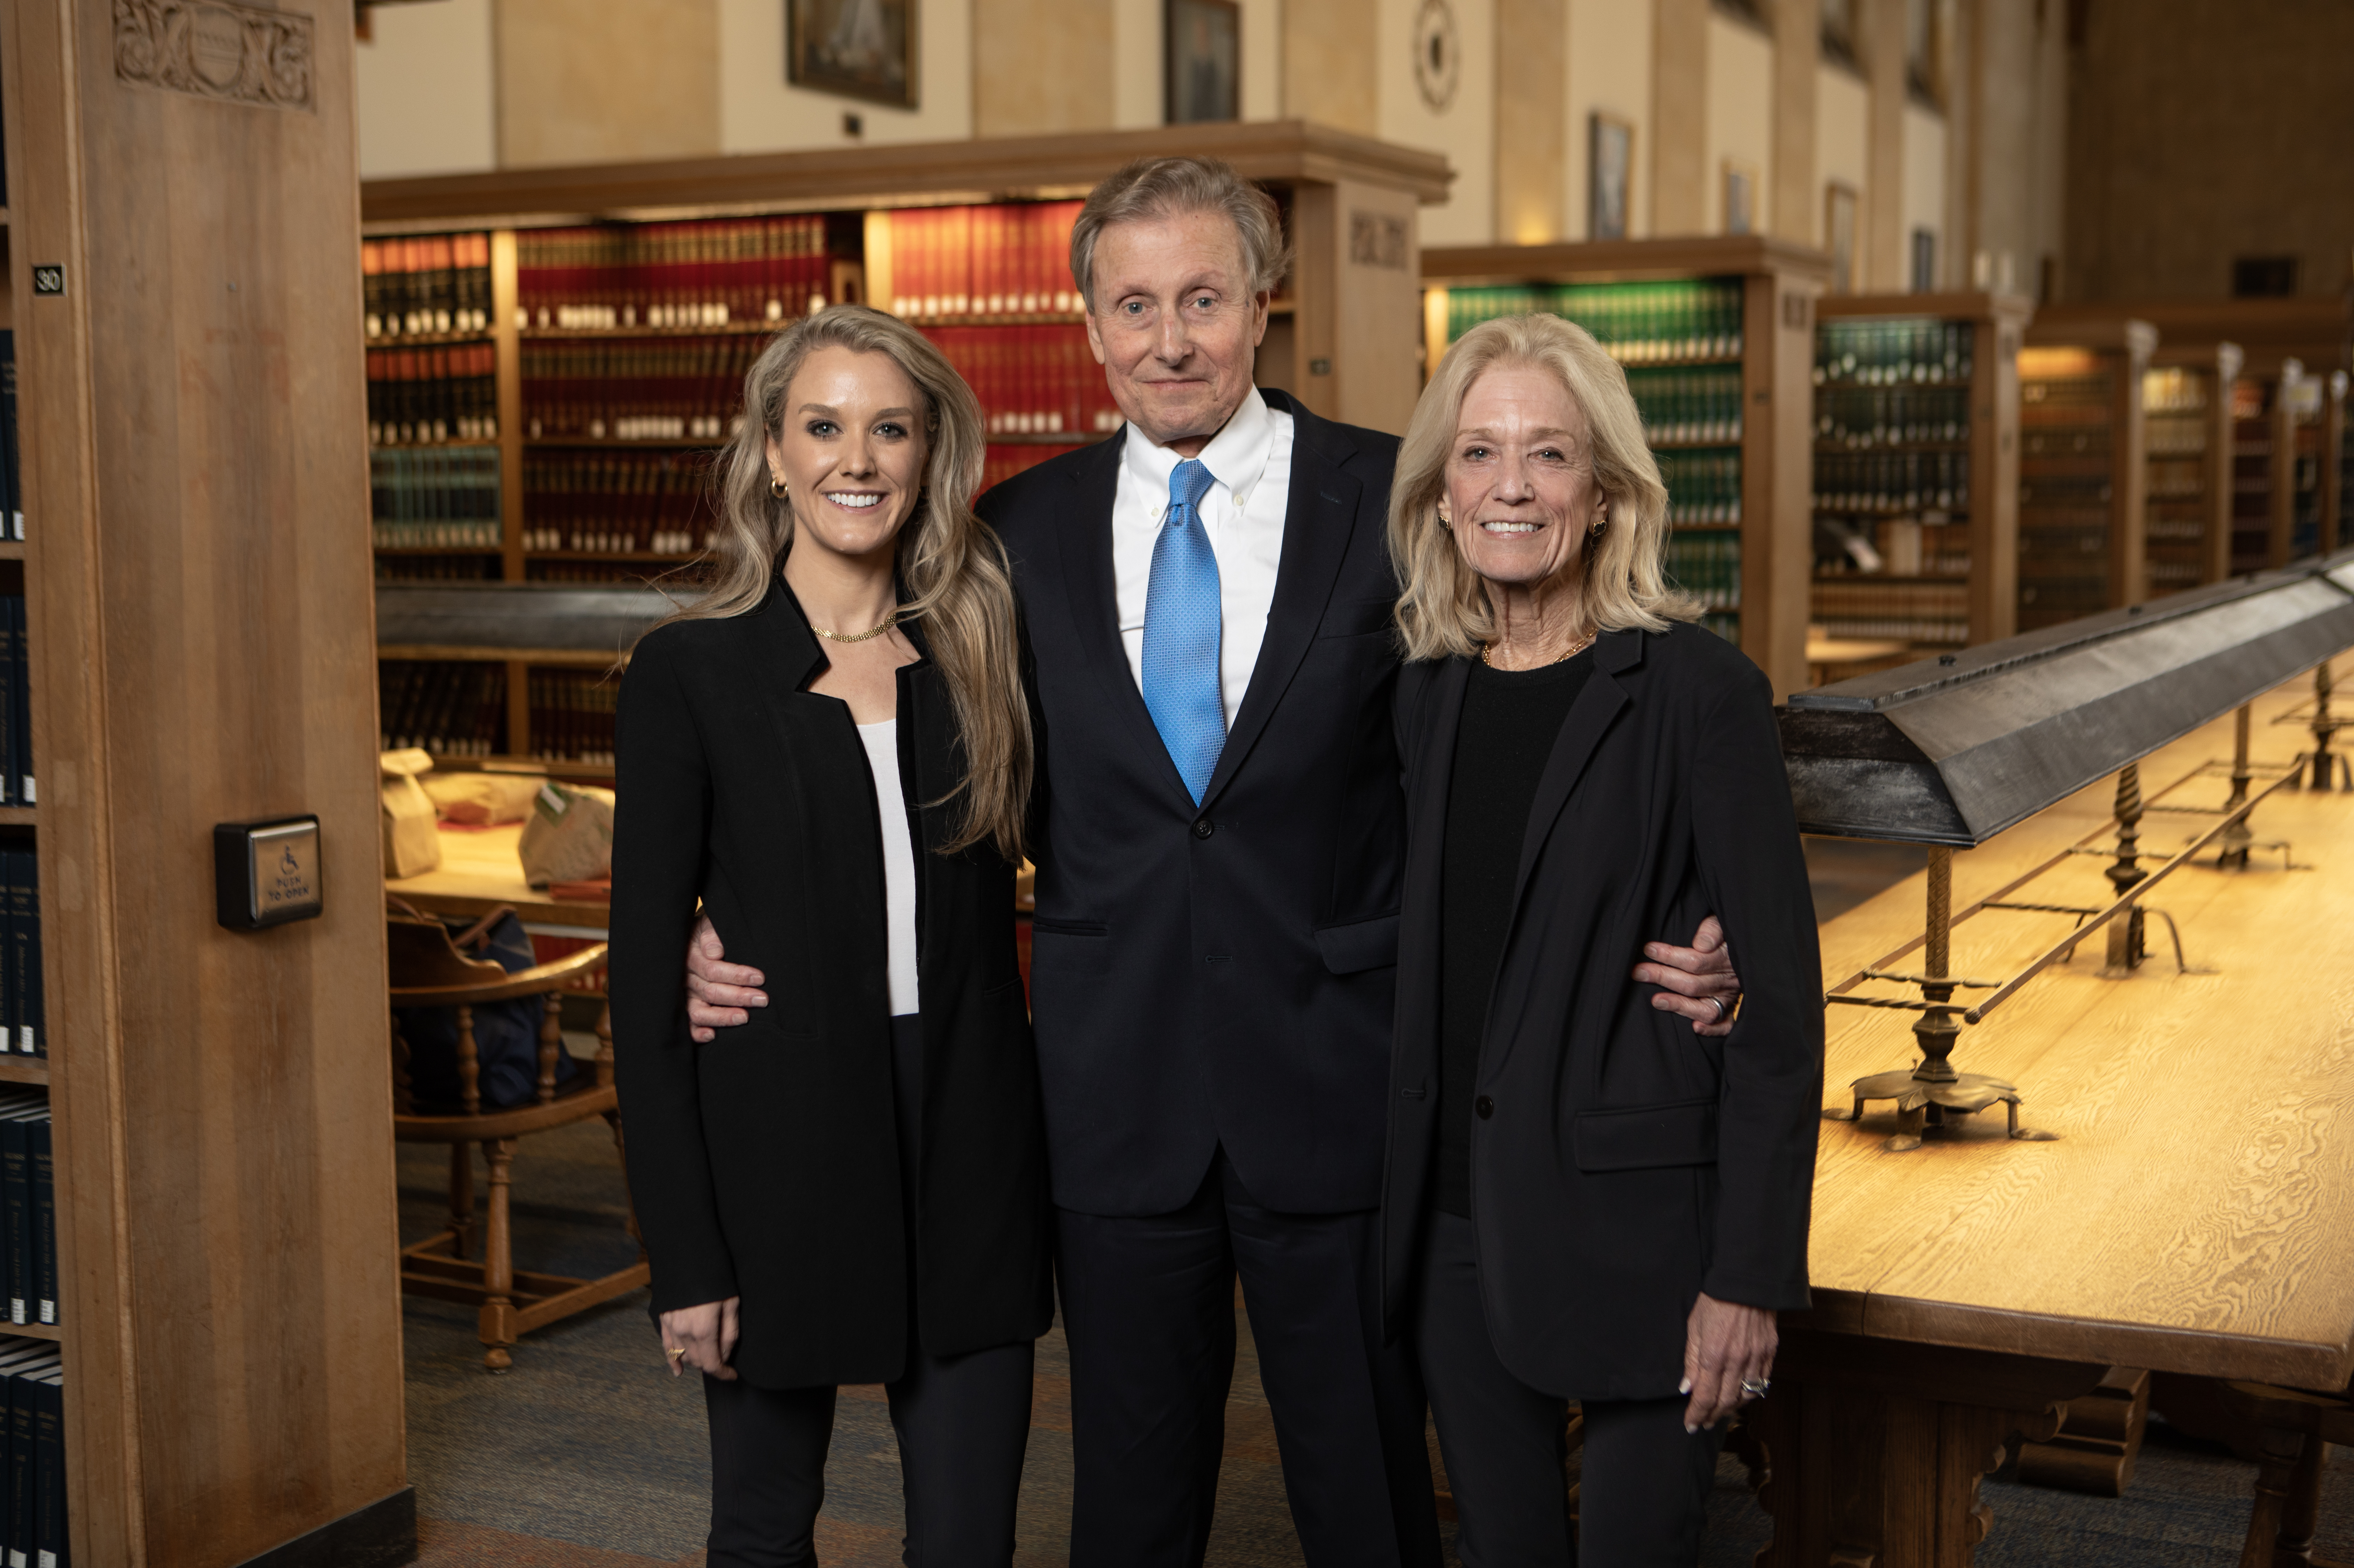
[1382,624,1823,1401]
[608,584,1052,1390]
[976,390,1409,1217]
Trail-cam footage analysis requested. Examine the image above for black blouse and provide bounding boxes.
[1434,650,1594,1217]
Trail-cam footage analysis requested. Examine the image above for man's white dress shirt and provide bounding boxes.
[1110,386,1295,727]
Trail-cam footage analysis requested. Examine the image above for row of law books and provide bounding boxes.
[1814,384,1972,448]
[523,451,719,557]
[0,334,22,541]
[0,1332,66,1568]
[883,201,1086,322]
[1443,280,1745,362]
[0,1097,54,1324]
[0,599,30,810]
[1664,532,1741,611]
[1629,366,1743,446]
[378,557,499,584]
[379,661,506,758]
[2142,367,2209,415]
[923,326,1126,436]
[1811,577,1970,644]
[530,670,618,767]
[371,447,501,552]
[364,232,494,338]
[1815,318,1974,386]
[520,336,764,443]
[516,216,836,331]
[1656,450,1742,525]
[1813,450,1972,516]
[368,343,498,446]
[982,443,1085,492]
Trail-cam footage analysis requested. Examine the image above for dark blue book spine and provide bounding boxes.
[8,600,25,806]
[14,864,35,1063]
[0,1123,25,1326]
[25,1122,48,1331]
[29,1375,56,1568]
[0,856,16,1059]
[7,1366,31,1568]
[0,599,15,811]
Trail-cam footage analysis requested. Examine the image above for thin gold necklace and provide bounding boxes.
[812,609,900,644]
[1483,629,1596,668]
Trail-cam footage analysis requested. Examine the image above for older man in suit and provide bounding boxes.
[683,158,1739,1566]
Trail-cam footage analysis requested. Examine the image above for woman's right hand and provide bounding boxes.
[660,1297,741,1380]
[684,914,766,1042]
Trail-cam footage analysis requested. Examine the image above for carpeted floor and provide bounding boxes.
[400,1119,2350,1568]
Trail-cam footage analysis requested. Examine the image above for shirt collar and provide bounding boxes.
[1120,385,1276,508]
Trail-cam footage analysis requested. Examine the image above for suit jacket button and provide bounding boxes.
[1193,819,1214,839]
[1475,1095,1494,1119]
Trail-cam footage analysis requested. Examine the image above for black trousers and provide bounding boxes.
[701,1016,1037,1567]
[1415,1210,1721,1568]
[1055,1147,1442,1568]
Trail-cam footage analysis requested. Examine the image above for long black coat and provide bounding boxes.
[608,583,1052,1390]
[1382,623,1823,1401]
[976,390,1411,1217]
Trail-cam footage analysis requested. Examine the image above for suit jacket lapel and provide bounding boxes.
[1397,656,1471,1070]
[1508,630,1640,910]
[1199,408,1361,808]
[1051,431,1195,801]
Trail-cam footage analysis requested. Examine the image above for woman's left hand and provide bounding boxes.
[1680,1292,1776,1431]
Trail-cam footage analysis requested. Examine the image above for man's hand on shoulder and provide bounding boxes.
[1633,915,1742,1037]
[684,915,765,1042]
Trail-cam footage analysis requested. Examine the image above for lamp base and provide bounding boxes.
[1822,1068,2060,1152]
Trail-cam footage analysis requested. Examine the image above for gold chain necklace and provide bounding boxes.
[811,609,900,644]
[1482,629,1597,668]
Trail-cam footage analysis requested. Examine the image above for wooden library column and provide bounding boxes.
[0,0,410,1563]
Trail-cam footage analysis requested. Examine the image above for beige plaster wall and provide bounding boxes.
[355,0,496,179]
[1703,11,1772,234]
[1815,61,1868,243]
[975,0,1114,136]
[1495,0,1569,243]
[1285,0,1379,135]
[496,0,720,167]
[1563,0,1655,239]
[1379,0,1496,246]
[1902,100,1948,286]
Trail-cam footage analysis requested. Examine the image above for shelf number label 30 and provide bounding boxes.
[31,266,64,296]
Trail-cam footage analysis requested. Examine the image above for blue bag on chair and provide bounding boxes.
[395,907,579,1110]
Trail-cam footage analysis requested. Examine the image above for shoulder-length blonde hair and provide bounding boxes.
[659,304,1031,860]
[1388,312,1698,662]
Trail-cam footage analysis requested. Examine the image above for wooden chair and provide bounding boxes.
[388,910,650,1370]
[2150,1371,2354,1568]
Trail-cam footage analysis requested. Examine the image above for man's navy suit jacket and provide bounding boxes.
[977,388,1408,1218]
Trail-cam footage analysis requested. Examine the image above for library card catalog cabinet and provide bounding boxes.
[360,121,1452,765]
[1422,235,1832,699]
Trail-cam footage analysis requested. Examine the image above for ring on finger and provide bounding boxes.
[666,1347,687,1362]
[1740,1376,1769,1397]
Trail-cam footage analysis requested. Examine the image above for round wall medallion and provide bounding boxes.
[1414,0,1460,112]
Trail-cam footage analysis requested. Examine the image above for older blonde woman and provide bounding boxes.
[1377,314,1822,1566]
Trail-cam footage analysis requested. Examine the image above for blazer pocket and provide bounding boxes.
[1029,917,1112,977]
[1313,912,1400,975]
[1573,1097,1719,1172]
[1315,597,1398,639]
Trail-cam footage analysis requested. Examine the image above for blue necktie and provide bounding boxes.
[1142,458,1225,803]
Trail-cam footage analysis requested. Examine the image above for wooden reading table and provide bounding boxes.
[1756,661,2354,1563]
[385,823,613,931]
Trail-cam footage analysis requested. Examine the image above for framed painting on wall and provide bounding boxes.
[1166,0,1240,123]
[1588,112,1632,240]
[1722,160,1757,236]
[788,0,918,109]
[1825,182,1858,294]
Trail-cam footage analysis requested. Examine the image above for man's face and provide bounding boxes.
[1083,208,1271,455]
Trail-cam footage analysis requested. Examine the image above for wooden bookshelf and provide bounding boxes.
[1421,236,1833,698]
[1810,291,2032,653]
[1,1,411,1562]
[2140,340,2242,596]
[2331,369,2351,556]
[2015,318,2155,632]
[363,123,1451,758]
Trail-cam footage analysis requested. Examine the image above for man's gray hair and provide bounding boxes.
[1068,156,1294,310]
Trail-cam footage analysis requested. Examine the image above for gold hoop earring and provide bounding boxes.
[770,476,788,500]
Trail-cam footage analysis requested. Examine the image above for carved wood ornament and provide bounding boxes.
[114,0,315,111]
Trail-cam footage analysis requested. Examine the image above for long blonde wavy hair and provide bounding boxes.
[1389,312,1698,661]
[663,304,1031,860]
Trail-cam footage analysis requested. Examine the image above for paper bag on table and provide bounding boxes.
[380,748,442,878]
[517,780,615,888]
[421,770,546,826]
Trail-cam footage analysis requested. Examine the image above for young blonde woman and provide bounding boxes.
[609,305,1048,1568]
[1379,313,1822,1566]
